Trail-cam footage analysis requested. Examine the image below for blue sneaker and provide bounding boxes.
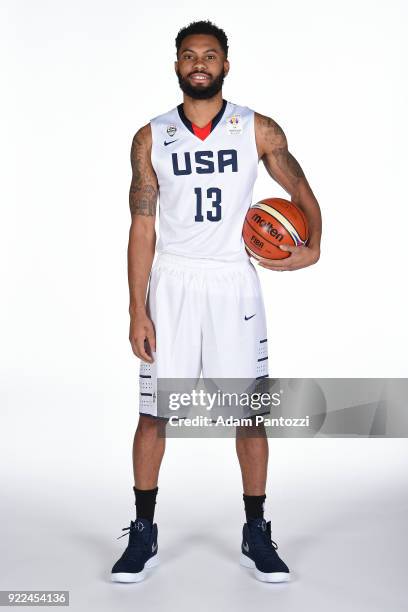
[240,518,290,582]
[111,518,159,582]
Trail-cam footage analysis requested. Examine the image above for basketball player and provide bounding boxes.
[111,21,322,584]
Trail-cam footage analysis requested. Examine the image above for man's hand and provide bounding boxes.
[129,309,156,363]
[258,244,320,271]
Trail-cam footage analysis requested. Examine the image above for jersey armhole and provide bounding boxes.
[148,120,161,223]
[248,108,259,178]
[149,120,159,177]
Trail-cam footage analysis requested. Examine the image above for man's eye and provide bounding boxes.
[207,55,215,60]
[183,54,193,60]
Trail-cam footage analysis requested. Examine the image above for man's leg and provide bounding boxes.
[236,422,268,522]
[132,415,166,523]
[111,416,165,583]
[112,255,202,583]
[133,415,166,490]
[236,422,289,582]
[236,422,268,497]
[199,258,290,582]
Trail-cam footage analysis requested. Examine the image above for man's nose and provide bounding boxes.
[193,60,208,72]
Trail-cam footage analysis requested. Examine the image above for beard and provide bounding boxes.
[176,68,225,100]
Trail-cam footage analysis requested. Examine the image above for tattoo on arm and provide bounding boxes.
[129,130,158,216]
[130,182,157,216]
[257,113,305,187]
[258,114,286,142]
[273,147,305,180]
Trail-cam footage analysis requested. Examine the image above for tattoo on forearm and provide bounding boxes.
[129,131,158,216]
[273,147,305,179]
[130,184,157,215]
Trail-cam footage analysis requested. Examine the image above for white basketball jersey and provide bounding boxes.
[150,100,258,262]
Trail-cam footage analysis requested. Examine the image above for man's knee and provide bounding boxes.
[236,422,266,439]
[137,415,166,436]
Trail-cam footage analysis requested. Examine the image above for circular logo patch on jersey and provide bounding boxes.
[226,114,242,135]
[167,124,177,137]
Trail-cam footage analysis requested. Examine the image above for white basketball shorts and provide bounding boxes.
[139,252,269,418]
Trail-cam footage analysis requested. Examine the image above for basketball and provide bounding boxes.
[243,198,309,261]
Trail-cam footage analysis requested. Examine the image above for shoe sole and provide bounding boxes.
[240,553,290,583]
[111,554,159,583]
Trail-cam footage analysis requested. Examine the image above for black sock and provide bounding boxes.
[243,493,266,522]
[133,486,158,524]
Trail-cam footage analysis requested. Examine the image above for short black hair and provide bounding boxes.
[175,20,229,57]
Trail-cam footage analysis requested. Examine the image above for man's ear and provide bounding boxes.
[174,60,178,74]
[224,59,230,77]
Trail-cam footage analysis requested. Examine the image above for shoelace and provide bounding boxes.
[116,524,149,562]
[117,526,132,540]
[257,537,278,552]
[117,522,150,543]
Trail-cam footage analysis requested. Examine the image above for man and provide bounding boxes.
[111,20,321,584]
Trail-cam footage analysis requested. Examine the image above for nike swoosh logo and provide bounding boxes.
[243,541,249,552]
[164,139,179,146]
[152,542,158,553]
[244,314,256,321]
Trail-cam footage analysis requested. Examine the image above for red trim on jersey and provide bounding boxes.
[192,120,212,141]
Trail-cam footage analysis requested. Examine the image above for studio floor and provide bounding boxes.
[1,437,407,612]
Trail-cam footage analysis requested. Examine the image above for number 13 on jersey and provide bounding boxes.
[194,187,222,222]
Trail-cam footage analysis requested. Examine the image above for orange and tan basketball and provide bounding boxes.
[243,197,309,261]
